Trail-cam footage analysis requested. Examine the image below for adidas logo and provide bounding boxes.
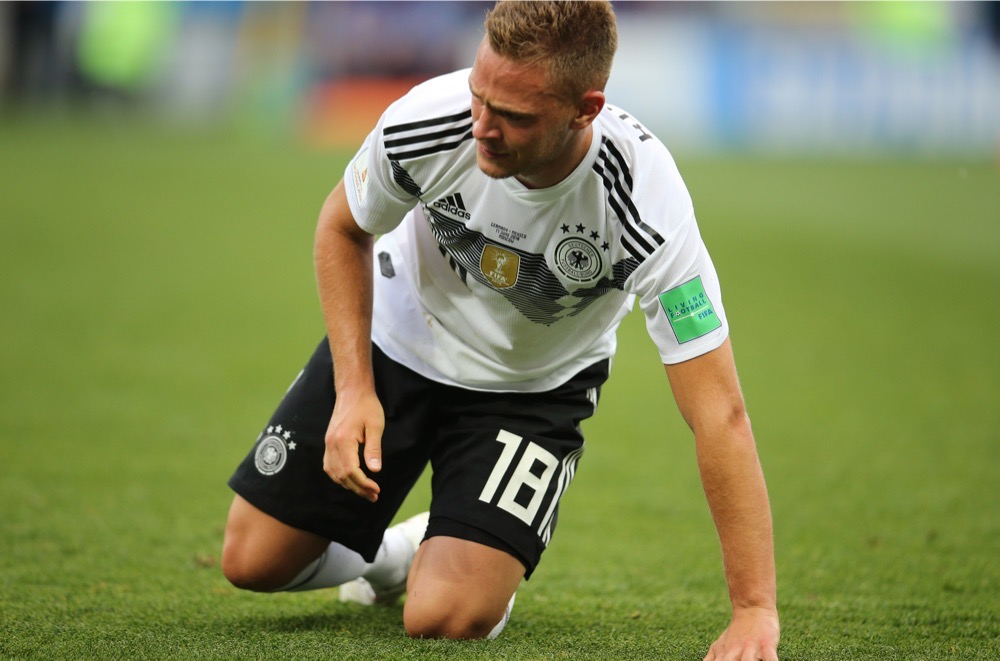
[431,192,471,220]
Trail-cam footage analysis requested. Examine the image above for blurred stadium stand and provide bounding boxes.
[1,1,997,156]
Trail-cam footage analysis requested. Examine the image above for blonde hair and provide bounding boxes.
[485,0,618,99]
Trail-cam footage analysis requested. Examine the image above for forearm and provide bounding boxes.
[667,342,779,661]
[696,416,776,612]
[314,180,376,393]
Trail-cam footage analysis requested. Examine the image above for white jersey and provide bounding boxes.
[344,69,728,392]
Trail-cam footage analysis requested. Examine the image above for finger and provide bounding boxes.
[323,434,374,497]
[344,466,381,502]
[342,477,379,503]
[363,427,383,473]
[323,439,358,483]
[739,645,773,661]
[364,422,384,473]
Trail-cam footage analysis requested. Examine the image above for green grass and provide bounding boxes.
[1,115,997,659]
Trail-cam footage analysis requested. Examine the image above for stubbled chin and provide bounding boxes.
[476,154,512,180]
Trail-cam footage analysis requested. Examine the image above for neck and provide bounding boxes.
[516,126,594,190]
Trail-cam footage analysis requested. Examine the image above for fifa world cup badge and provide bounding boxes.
[481,244,520,289]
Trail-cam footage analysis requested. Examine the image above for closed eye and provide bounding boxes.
[470,85,535,124]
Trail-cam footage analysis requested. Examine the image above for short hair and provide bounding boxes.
[485,0,618,100]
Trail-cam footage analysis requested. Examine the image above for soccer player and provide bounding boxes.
[222,1,779,658]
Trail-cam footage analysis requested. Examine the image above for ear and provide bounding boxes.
[570,90,606,130]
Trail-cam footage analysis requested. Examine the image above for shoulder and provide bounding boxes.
[593,104,694,235]
[379,69,475,162]
[595,104,682,183]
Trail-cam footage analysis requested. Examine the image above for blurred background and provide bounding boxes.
[2,3,999,657]
[2,0,998,155]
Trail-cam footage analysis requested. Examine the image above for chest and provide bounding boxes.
[421,178,620,293]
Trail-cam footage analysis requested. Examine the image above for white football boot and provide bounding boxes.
[338,511,430,606]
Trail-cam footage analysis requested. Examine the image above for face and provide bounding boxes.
[468,40,603,189]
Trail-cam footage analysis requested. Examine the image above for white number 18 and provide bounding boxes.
[479,430,558,526]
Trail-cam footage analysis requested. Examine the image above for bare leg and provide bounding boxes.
[221,495,331,591]
[403,536,523,639]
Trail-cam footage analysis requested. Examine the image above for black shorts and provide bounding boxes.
[228,339,608,578]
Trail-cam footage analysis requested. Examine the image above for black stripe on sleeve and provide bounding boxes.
[385,120,473,149]
[386,131,474,161]
[383,109,472,135]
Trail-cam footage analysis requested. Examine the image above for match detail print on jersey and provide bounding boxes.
[658,276,723,343]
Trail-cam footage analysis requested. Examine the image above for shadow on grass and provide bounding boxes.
[224,603,405,635]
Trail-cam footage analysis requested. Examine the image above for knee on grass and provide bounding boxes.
[221,543,299,592]
[403,598,509,640]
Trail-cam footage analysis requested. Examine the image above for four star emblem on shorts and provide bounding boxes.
[267,425,296,450]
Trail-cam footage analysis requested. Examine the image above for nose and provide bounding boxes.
[472,106,501,141]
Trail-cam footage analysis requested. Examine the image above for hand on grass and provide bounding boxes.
[704,606,780,661]
[323,388,385,503]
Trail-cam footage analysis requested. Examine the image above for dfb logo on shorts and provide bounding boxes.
[254,425,297,476]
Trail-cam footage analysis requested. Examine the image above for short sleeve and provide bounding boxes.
[343,108,420,235]
[629,210,729,364]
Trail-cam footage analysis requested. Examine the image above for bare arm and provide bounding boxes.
[314,180,384,503]
[665,338,779,660]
